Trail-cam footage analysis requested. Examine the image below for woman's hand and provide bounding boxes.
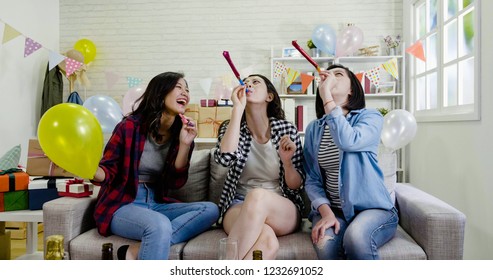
[311,207,340,245]
[318,70,336,102]
[231,85,247,111]
[279,135,296,164]
[179,117,197,146]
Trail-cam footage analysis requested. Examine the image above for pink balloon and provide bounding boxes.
[335,26,364,57]
[122,85,146,115]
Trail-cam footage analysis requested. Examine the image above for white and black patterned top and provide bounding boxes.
[318,125,342,209]
[214,117,305,223]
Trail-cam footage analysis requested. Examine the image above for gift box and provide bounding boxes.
[28,188,59,210]
[56,178,94,198]
[198,107,232,138]
[200,99,217,107]
[26,139,75,177]
[217,99,233,107]
[0,191,29,212]
[0,171,29,193]
[28,177,70,190]
[184,104,199,122]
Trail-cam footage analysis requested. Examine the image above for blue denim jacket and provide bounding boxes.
[303,106,394,222]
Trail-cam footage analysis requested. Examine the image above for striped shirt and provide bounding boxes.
[214,117,305,222]
[318,125,341,209]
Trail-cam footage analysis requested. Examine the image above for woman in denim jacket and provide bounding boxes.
[303,64,398,259]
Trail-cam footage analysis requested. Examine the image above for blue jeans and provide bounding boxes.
[110,183,219,260]
[310,207,398,260]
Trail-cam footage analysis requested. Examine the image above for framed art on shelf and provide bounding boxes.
[282,47,301,58]
[377,81,396,94]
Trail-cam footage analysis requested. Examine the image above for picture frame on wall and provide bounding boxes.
[282,47,301,58]
[377,81,396,94]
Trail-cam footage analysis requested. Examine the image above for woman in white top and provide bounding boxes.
[214,74,305,260]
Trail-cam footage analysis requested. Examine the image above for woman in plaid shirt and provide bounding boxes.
[92,72,219,260]
[214,74,305,260]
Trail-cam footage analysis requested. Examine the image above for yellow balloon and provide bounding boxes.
[38,103,103,179]
[73,39,97,64]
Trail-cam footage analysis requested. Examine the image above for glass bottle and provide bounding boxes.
[45,235,64,260]
[101,243,114,260]
[252,249,262,260]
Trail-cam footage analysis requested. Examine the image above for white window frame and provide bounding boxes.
[404,0,481,122]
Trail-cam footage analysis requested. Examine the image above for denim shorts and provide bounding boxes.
[230,194,245,208]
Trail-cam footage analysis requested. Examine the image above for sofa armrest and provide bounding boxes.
[43,193,97,256]
[395,183,466,259]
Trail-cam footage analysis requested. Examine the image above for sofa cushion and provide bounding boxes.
[181,227,318,260]
[208,148,228,204]
[379,226,426,260]
[378,144,397,203]
[168,149,210,202]
[69,228,185,260]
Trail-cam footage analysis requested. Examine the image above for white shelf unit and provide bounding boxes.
[270,46,406,182]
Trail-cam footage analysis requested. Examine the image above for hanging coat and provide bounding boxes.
[40,64,63,117]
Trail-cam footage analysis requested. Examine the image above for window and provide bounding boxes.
[407,0,480,121]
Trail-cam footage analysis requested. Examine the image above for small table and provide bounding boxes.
[0,210,43,259]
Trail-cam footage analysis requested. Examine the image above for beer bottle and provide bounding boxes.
[252,249,262,260]
[45,235,64,260]
[101,243,114,260]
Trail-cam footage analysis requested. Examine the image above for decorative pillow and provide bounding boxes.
[168,149,210,202]
[0,145,21,171]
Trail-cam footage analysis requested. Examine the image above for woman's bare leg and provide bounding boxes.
[223,189,299,260]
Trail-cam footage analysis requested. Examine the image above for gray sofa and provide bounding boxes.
[43,148,466,260]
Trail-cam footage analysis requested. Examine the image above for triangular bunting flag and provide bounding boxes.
[355,72,364,83]
[273,62,287,79]
[24,37,43,57]
[300,73,315,94]
[65,57,84,77]
[2,24,22,44]
[365,66,381,87]
[105,70,121,89]
[285,68,300,87]
[127,77,143,88]
[48,51,66,71]
[381,57,399,80]
[406,40,426,62]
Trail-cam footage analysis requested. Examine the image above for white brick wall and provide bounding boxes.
[60,0,402,104]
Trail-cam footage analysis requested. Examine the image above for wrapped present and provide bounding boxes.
[28,188,59,210]
[217,99,233,107]
[184,104,199,122]
[56,178,94,198]
[198,107,232,138]
[0,171,29,193]
[26,139,75,177]
[28,177,70,190]
[200,99,217,107]
[0,191,29,212]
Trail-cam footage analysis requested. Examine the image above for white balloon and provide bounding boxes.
[381,109,417,150]
[83,95,123,134]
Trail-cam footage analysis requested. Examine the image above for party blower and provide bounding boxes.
[292,40,321,74]
[222,51,249,93]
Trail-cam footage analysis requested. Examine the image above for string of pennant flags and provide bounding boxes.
[1,18,145,90]
[274,56,406,90]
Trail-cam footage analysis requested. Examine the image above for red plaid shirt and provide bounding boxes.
[92,115,193,236]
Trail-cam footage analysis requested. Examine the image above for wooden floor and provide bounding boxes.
[9,231,44,260]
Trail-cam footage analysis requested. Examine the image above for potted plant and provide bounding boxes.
[307,39,321,57]
[383,35,401,56]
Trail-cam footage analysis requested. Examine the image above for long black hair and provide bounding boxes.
[131,72,185,141]
[315,64,365,119]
